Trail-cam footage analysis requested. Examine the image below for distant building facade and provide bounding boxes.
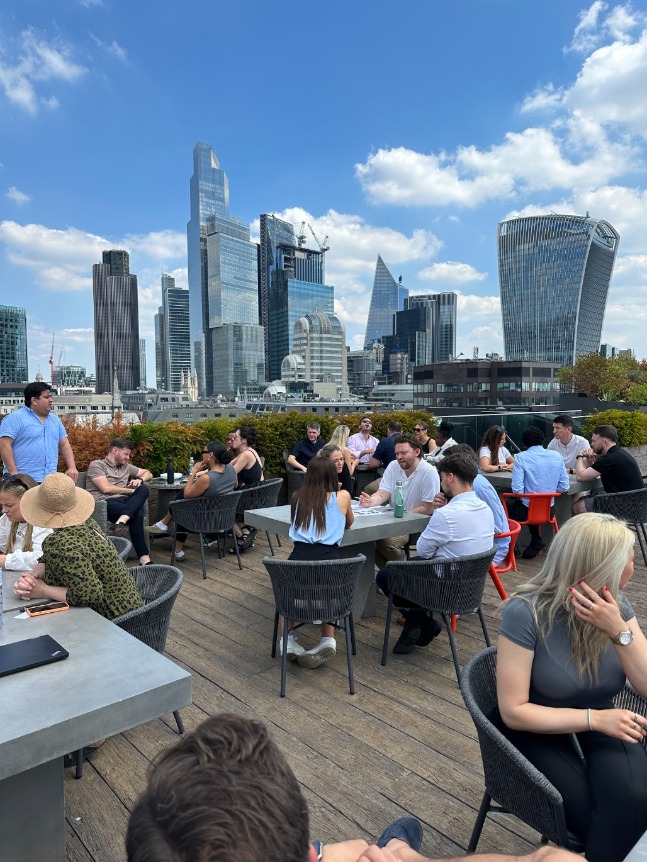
[159,274,191,392]
[93,249,140,394]
[212,323,265,398]
[292,309,348,399]
[0,305,28,383]
[139,339,147,388]
[259,214,296,377]
[498,214,619,367]
[364,255,408,348]
[383,292,457,372]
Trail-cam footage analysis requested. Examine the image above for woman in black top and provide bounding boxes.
[230,426,264,550]
[318,443,354,495]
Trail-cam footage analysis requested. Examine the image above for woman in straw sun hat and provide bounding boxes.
[13,473,142,620]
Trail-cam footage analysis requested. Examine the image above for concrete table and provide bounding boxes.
[150,478,188,520]
[0,607,191,862]
[245,504,431,620]
[624,829,647,861]
[1,570,49,614]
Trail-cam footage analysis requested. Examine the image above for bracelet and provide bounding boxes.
[587,707,592,731]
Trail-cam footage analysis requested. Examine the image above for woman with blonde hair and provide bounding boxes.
[329,424,358,476]
[0,474,52,570]
[497,513,647,862]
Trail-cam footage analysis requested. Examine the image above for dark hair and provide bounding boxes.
[109,437,133,451]
[437,422,454,440]
[291,457,339,534]
[393,433,422,453]
[438,452,478,484]
[522,426,544,448]
[444,443,478,462]
[553,414,574,429]
[480,425,506,467]
[318,442,343,463]
[592,424,618,443]
[236,426,257,447]
[126,714,309,862]
[306,421,321,432]
[205,441,234,465]
[387,420,403,433]
[24,381,51,406]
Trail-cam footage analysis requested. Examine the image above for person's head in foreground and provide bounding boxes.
[0,473,39,549]
[126,713,310,862]
[20,472,94,530]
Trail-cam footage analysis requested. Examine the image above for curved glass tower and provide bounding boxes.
[498,214,619,367]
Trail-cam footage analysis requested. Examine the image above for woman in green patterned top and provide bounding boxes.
[13,473,142,620]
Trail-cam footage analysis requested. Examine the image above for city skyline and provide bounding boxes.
[1,2,647,381]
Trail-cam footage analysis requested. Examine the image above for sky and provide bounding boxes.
[1,0,647,385]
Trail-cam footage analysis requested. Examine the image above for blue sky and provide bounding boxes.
[1,0,647,384]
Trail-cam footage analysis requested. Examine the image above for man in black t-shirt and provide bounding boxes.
[573,424,643,514]
[286,422,326,472]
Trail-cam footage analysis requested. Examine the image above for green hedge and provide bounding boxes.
[581,410,647,447]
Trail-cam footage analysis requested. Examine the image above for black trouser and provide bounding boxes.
[376,557,432,627]
[289,542,340,561]
[504,721,647,862]
[106,484,150,558]
[506,498,554,544]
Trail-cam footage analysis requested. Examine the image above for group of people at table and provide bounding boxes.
[2,384,647,861]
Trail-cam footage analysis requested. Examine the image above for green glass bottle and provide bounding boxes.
[394,480,404,518]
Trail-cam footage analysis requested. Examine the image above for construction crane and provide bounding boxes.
[308,224,330,253]
[48,333,55,385]
[296,221,307,247]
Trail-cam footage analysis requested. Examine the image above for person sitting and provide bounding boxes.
[230,425,264,550]
[347,417,379,465]
[507,426,569,559]
[285,457,354,667]
[377,452,494,655]
[145,442,236,559]
[369,420,403,471]
[13,473,142,620]
[318,443,354,495]
[497,513,647,862]
[478,425,514,474]
[0,473,52,570]
[329,424,359,476]
[572,424,644,515]
[359,434,439,569]
[424,422,457,465]
[86,437,154,566]
[286,422,327,473]
[413,421,436,456]
[547,414,589,474]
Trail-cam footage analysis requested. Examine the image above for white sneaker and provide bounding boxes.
[297,637,336,668]
[174,550,186,560]
[278,635,305,662]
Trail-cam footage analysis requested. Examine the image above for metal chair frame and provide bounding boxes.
[487,519,522,601]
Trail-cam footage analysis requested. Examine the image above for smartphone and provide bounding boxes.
[25,601,70,617]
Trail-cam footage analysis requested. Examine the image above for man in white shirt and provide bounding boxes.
[359,434,439,568]
[377,451,494,654]
[547,414,589,473]
[347,417,380,464]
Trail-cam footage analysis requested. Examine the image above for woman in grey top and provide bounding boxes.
[498,513,647,862]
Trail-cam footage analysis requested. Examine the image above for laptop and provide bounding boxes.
[0,635,69,678]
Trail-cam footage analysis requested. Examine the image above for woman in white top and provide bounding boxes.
[479,425,514,473]
[0,473,52,570]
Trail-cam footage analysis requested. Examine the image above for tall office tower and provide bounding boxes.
[139,339,147,388]
[347,349,377,392]
[267,242,334,381]
[364,255,408,348]
[498,214,619,367]
[212,324,265,398]
[292,309,348,398]
[154,307,165,389]
[259,214,296,375]
[160,274,191,392]
[385,292,457,366]
[93,249,140,394]
[0,305,28,383]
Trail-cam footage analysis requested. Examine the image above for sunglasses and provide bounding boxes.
[1,476,29,491]
[414,427,425,432]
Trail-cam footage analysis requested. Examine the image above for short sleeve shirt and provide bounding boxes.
[373,435,397,467]
[86,458,140,501]
[0,406,67,482]
[379,458,439,509]
[592,446,644,493]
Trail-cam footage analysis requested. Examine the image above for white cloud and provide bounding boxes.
[80,0,103,6]
[566,2,643,53]
[567,1,609,53]
[89,34,128,62]
[5,186,30,205]
[417,262,487,285]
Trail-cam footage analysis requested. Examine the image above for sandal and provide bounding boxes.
[239,526,257,551]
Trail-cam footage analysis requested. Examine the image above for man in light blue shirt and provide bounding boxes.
[0,382,77,483]
[509,426,569,558]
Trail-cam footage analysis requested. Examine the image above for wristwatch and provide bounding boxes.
[610,630,633,646]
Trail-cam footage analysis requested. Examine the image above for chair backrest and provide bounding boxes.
[236,477,283,516]
[614,684,647,753]
[592,487,647,523]
[76,471,109,534]
[112,564,184,653]
[169,490,244,533]
[460,647,571,846]
[384,548,496,616]
[107,535,132,560]
[494,519,521,572]
[503,493,558,525]
[262,555,366,622]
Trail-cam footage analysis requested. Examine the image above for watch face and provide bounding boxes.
[618,631,633,646]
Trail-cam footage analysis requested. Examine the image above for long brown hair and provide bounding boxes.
[480,425,506,466]
[291,457,339,535]
[0,473,38,552]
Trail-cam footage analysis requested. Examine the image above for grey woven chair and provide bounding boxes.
[460,646,582,853]
[592,487,647,565]
[262,554,366,698]
[169,490,244,576]
[107,535,132,560]
[70,564,185,779]
[614,684,647,753]
[381,548,496,681]
[237,477,284,554]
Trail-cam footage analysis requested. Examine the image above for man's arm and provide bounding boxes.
[511,459,524,495]
[286,453,307,473]
[88,463,135,496]
[59,437,78,482]
[556,462,570,493]
[574,452,601,482]
[368,455,382,469]
[416,510,446,559]
[135,467,153,482]
[0,436,17,475]
[359,488,390,507]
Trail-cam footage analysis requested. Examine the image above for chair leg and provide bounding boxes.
[173,710,185,735]
[266,531,275,555]
[477,607,491,647]
[635,522,647,566]
[442,612,462,683]
[170,524,177,567]
[488,563,508,600]
[271,611,279,657]
[344,616,355,695]
[349,612,357,655]
[381,595,394,666]
[467,791,491,853]
[198,532,207,579]
[450,613,458,632]
[280,621,289,698]
[231,532,242,570]
[275,533,282,547]
[75,748,84,779]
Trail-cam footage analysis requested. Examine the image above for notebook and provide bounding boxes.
[0,635,69,678]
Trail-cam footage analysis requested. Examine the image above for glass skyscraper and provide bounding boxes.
[259,214,296,375]
[0,305,28,383]
[160,274,191,392]
[93,250,140,394]
[498,214,619,367]
[364,255,408,348]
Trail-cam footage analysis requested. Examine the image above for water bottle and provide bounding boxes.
[0,570,4,631]
[393,480,405,518]
[166,458,174,485]
[188,456,195,473]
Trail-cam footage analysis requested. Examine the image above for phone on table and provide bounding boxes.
[25,601,70,617]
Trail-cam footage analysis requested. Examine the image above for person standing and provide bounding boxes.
[0,381,78,483]
[347,417,379,464]
[547,415,589,474]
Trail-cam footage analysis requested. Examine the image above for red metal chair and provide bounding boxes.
[501,493,560,555]
[487,519,522,601]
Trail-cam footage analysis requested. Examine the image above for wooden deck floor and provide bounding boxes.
[63,530,647,862]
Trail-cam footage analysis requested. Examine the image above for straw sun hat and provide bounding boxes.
[20,472,95,529]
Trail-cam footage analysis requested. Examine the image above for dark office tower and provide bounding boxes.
[364,255,408,348]
[0,305,28,382]
[259,214,296,376]
[161,274,191,392]
[406,292,457,363]
[154,307,165,389]
[139,339,147,388]
[93,249,140,394]
[498,214,619,367]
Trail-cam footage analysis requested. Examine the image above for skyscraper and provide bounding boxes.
[139,339,147,388]
[159,274,191,392]
[154,307,165,389]
[93,250,140,394]
[0,305,28,383]
[498,214,619,367]
[364,255,408,348]
[292,309,348,398]
[384,292,457,365]
[259,214,296,375]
